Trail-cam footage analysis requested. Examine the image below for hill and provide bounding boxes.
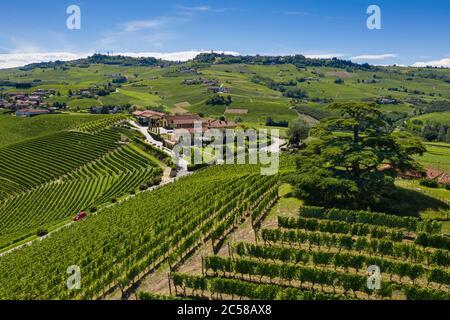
[1,54,449,124]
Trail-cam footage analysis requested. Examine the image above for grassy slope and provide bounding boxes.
[396,179,450,233]
[414,142,450,171]
[410,111,450,126]
[2,63,449,125]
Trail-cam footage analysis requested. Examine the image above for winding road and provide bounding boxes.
[128,121,189,175]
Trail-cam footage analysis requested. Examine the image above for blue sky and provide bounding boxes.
[0,0,449,68]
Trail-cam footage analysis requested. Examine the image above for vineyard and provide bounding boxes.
[0,117,163,249]
[162,204,450,300]
[0,165,280,299]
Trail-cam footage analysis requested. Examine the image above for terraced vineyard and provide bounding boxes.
[0,117,163,249]
[75,114,130,133]
[167,205,450,300]
[0,130,120,199]
[0,165,279,299]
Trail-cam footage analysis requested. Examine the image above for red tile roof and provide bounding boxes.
[132,110,166,118]
[205,119,237,129]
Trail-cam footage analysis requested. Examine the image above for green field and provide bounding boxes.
[415,142,450,171]
[411,111,450,126]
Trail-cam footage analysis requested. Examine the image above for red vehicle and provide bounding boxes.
[73,211,87,222]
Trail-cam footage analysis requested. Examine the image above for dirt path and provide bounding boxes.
[290,107,320,126]
[125,188,290,299]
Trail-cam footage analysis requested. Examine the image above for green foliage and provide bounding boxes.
[299,206,441,233]
[261,228,449,267]
[0,165,278,299]
[293,102,426,210]
[278,216,405,242]
[138,292,189,300]
[283,88,308,99]
[206,94,232,106]
[203,256,450,300]
[235,242,449,286]
[420,179,440,188]
[172,273,345,300]
[287,119,310,148]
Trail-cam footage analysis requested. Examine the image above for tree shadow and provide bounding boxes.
[379,187,449,217]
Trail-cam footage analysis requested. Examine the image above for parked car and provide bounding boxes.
[73,211,87,222]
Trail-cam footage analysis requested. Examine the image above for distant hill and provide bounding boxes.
[19,54,178,71]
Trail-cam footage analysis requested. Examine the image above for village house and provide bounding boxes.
[0,99,11,108]
[182,78,219,86]
[204,119,237,130]
[132,110,169,128]
[15,108,53,117]
[208,87,230,94]
[1,90,52,111]
[132,111,236,134]
[165,114,203,130]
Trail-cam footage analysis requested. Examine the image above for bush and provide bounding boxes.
[419,179,439,188]
[445,183,450,190]
[188,163,209,172]
[206,95,232,106]
[283,88,308,99]
[36,229,49,237]
[140,183,149,191]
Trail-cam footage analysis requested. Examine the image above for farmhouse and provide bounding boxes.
[132,110,168,127]
[0,100,11,108]
[132,110,236,139]
[377,97,398,105]
[208,87,229,94]
[166,114,203,130]
[204,119,237,130]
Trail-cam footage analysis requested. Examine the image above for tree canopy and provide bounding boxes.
[292,102,426,210]
[287,119,310,148]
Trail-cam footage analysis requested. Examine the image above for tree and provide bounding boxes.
[287,119,310,148]
[283,88,308,99]
[293,102,426,210]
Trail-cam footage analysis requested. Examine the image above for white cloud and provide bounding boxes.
[304,53,345,59]
[175,5,228,14]
[0,50,241,69]
[120,17,169,32]
[0,52,89,69]
[412,57,450,68]
[176,5,212,12]
[350,54,398,61]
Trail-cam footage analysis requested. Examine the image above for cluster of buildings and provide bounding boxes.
[133,110,237,135]
[377,97,399,105]
[0,89,57,116]
[70,86,104,98]
[182,78,219,86]
[182,78,230,94]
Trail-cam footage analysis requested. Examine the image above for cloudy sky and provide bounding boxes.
[0,0,449,68]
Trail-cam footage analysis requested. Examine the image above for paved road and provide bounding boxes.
[128,121,189,174]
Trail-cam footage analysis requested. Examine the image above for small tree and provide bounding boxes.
[287,119,310,148]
